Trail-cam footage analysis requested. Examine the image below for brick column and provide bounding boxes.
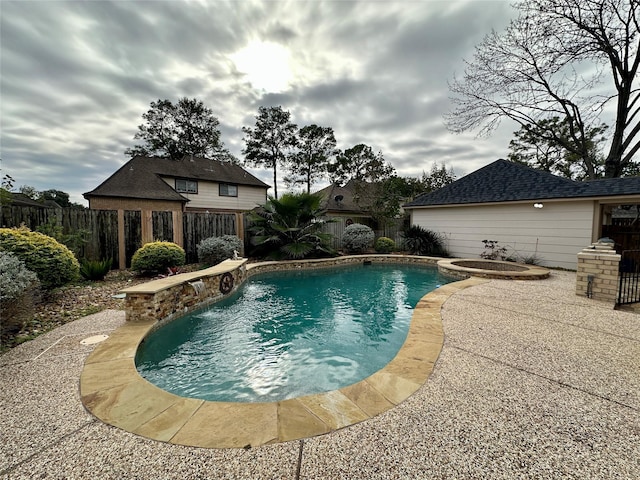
[576,239,620,303]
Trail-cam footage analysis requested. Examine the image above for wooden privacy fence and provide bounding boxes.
[1,206,121,264]
[183,212,237,264]
[1,206,238,268]
[320,216,405,250]
[1,205,407,265]
[602,224,640,252]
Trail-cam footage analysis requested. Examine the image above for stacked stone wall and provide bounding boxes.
[245,255,441,278]
[120,255,441,324]
[121,260,247,323]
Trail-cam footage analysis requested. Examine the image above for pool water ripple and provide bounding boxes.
[135,264,449,402]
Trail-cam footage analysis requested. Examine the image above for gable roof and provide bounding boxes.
[84,156,269,202]
[314,180,372,214]
[404,159,640,208]
[9,193,46,207]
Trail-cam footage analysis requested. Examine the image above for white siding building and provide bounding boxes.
[160,178,268,212]
[404,160,640,270]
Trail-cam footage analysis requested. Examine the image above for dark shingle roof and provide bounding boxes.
[580,176,640,196]
[9,193,45,207]
[84,156,269,201]
[404,159,640,207]
[315,180,370,213]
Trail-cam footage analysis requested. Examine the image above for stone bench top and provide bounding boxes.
[119,259,247,295]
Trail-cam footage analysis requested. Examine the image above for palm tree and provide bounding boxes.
[248,193,335,260]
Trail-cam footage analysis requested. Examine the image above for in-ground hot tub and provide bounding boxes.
[437,258,550,280]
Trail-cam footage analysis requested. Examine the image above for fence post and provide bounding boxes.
[576,238,620,303]
[235,212,244,256]
[118,209,126,270]
[172,210,183,247]
[141,209,153,244]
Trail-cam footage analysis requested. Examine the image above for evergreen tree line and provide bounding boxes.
[125,98,456,208]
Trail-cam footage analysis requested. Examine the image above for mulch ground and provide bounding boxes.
[0,270,148,351]
[0,264,211,351]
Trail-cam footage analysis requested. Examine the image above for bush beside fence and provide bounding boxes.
[1,206,237,268]
[1,205,409,265]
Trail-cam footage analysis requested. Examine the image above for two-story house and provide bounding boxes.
[84,155,269,213]
[84,155,270,268]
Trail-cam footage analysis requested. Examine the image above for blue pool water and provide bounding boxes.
[135,263,449,402]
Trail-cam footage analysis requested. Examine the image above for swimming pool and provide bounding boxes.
[136,264,450,402]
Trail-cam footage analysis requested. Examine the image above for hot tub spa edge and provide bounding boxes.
[437,258,550,280]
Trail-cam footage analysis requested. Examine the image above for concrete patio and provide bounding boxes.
[1,270,639,479]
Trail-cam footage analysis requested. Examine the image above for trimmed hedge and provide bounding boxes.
[374,236,396,253]
[131,241,185,275]
[0,226,79,290]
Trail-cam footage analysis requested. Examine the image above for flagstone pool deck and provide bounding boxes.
[2,270,639,479]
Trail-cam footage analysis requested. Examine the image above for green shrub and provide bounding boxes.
[248,193,335,260]
[35,218,90,257]
[0,251,40,337]
[131,241,185,275]
[402,225,448,256]
[197,235,242,266]
[374,236,396,253]
[518,253,542,265]
[80,258,112,281]
[0,226,80,289]
[342,223,374,253]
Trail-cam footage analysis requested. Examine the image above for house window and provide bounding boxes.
[219,183,238,197]
[175,179,197,193]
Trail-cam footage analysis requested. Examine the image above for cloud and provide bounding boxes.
[1,0,517,204]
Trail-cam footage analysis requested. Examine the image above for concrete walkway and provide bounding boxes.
[1,271,639,479]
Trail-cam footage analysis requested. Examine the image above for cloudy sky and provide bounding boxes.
[1,0,518,205]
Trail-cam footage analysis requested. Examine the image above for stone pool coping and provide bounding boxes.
[116,255,451,325]
[80,257,487,448]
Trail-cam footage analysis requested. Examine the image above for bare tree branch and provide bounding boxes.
[445,0,640,177]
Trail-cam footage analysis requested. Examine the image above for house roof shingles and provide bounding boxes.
[84,156,269,202]
[315,180,369,213]
[404,159,640,208]
[9,193,46,207]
